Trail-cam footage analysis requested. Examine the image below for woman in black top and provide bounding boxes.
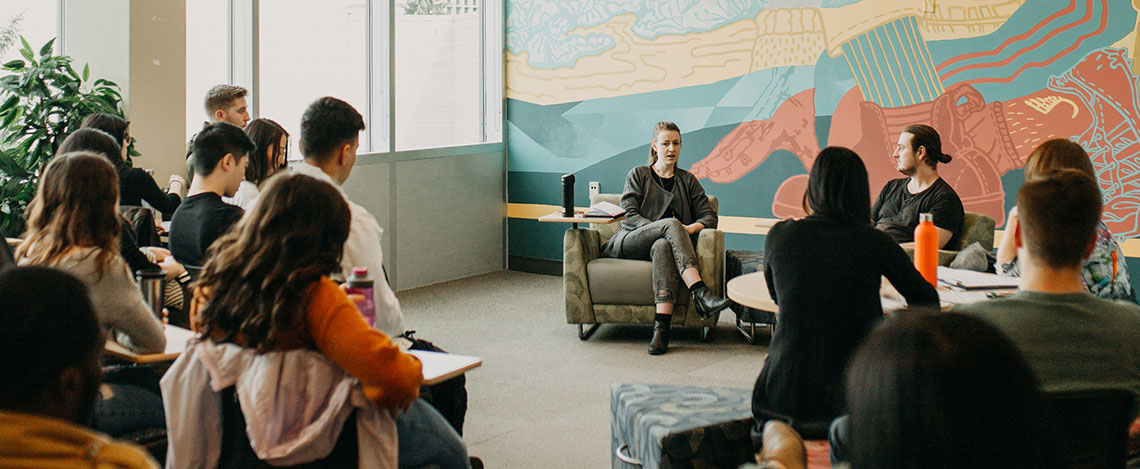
[601,121,731,355]
[81,113,185,216]
[752,147,938,441]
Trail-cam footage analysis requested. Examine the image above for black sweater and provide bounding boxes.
[118,166,181,216]
[169,193,244,268]
[752,215,939,425]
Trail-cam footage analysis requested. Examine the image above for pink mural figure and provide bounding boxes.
[694,47,1140,239]
[691,79,1108,227]
[1053,48,1140,239]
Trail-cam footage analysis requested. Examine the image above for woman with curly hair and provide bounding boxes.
[186,172,469,468]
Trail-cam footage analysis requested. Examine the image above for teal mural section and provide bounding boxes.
[507,0,1140,297]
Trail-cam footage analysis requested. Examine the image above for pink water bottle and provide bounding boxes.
[345,266,376,326]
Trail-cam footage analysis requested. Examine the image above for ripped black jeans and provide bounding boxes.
[602,218,698,304]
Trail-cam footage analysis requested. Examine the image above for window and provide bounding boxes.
[259,0,370,155]
[191,0,502,155]
[394,0,484,150]
[185,0,229,143]
[0,0,59,65]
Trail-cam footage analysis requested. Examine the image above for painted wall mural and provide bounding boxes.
[506,0,1140,266]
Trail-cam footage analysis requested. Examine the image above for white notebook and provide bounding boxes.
[936,266,1020,290]
[408,350,482,385]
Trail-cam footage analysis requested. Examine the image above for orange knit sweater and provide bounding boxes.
[191,277,422,409]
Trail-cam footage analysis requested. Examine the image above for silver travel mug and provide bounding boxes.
[136,269,166,317]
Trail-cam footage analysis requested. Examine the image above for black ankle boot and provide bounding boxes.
[692,284,731,319]
[648,321,670,355]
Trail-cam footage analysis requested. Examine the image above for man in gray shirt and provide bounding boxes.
[952,169,1140,396]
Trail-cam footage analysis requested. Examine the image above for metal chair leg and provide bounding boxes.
[700,326,712,342]
[578,323,599,340]
[735,316,754,344]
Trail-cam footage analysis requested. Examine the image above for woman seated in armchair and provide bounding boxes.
[601,121,731,355]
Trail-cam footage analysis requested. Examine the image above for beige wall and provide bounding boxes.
[64,0,186,185]
[128,0,186,185]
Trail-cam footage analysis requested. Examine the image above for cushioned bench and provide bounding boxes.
[610,383,753,469]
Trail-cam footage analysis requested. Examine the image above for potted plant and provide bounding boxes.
[0,36,127,237]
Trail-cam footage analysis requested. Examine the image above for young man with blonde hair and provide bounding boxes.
[187,84,251,179]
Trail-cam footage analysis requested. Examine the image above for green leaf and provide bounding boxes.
[1,109,17,128]
[0,40,125,236]
[0,95,17,111]
[39,38,54,58]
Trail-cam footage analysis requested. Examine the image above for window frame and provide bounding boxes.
[225,0,503,157]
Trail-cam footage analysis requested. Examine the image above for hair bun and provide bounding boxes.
[938,153,952,164]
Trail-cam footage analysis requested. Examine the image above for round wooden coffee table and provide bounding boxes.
[726,271,777,313]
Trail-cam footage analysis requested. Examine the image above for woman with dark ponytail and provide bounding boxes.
[601,121,730,355]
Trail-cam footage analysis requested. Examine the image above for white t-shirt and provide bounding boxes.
[223,180,260,211]
[292,162,407,338]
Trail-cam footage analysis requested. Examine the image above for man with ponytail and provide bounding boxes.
[871,124,964,248]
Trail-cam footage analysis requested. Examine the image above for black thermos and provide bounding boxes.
[561,173,575,217]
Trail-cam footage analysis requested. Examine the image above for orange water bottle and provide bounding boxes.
[914,213,938,286]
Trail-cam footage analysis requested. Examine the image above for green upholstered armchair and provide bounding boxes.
[563,194,724,340]
[902,211,996,266]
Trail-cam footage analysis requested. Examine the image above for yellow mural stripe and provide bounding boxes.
[901,17,939,100]
[507,203,583,219]
[842,43,872,104]
[913,16,946,95]
[892,20,928,103]
[881,24,916,105]
[852,40,875,104]
[843,42,866,103]
[873,27,907,106]
[860,34,896,107]
[508,204,1140,258]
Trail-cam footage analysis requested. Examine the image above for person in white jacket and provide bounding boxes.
[292,96,472,468]
[292,114,404,340]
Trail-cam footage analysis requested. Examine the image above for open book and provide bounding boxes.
[584,201,626,218]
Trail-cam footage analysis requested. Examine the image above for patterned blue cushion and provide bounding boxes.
[611,383,753,469]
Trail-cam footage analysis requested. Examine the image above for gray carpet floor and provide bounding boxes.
[399,270,771,468]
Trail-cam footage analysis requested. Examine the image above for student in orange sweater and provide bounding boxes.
[190,172,469,468]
